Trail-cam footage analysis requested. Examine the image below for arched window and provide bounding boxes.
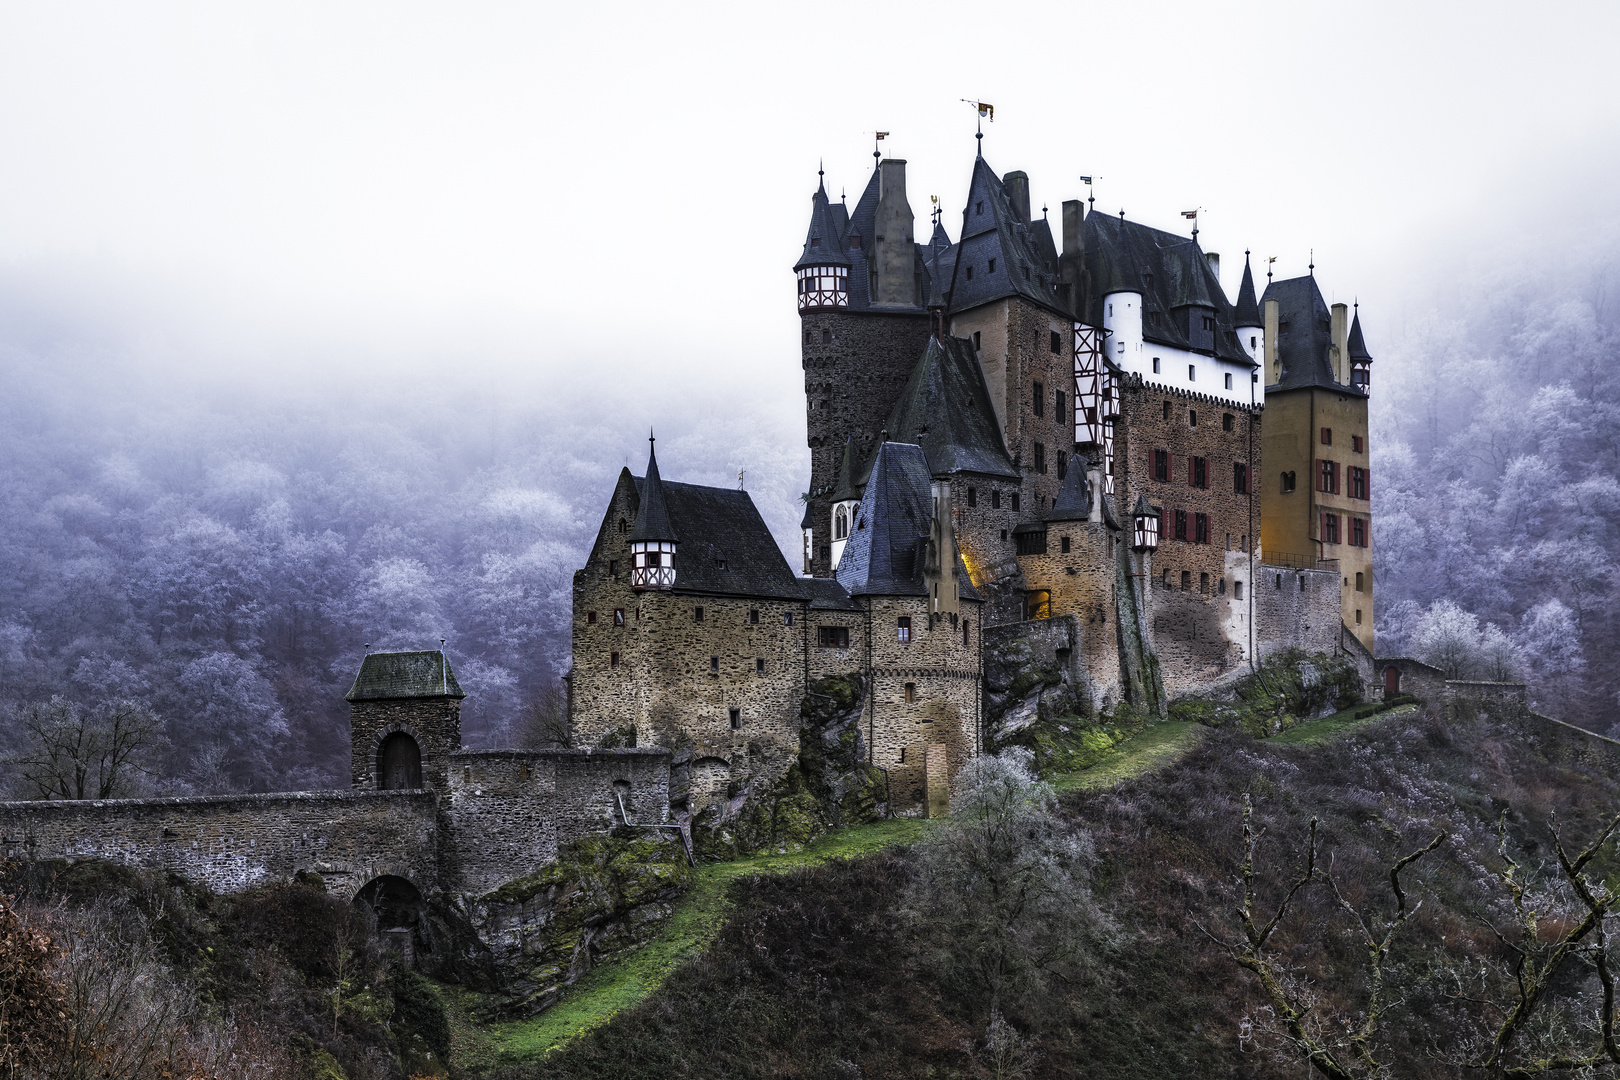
[834,506,848,540]
[378,732,422,790]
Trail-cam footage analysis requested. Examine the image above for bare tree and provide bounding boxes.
[9,697,161,800]
[1207,795,1620,1079]
[516,679,571,749]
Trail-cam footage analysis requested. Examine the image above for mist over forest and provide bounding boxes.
[1,227,1616,795]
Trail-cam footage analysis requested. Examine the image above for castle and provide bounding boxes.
[568,143,1377,811]
[0,140,1381,983]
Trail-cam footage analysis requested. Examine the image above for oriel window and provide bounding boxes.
[897,617,912,643]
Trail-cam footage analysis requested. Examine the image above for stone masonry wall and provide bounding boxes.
[803,309,934,577]
[444,748,671,896]
[1255,564,1343,663]
[1016,524,1123,711]
[865,595,982,813]
[0,790,438,897]
[351,697,463,791]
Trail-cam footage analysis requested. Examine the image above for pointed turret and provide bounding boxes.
[794,171,851,313]
[1232,252,1263,362]
[1347,305,1372,390]
[834,440,933,598]
[1045,453,1094,523]
[829,437,863,570]
[629,436,678,589]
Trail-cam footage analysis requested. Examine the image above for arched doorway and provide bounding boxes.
[1383,666,1401,697]
[355,875,425,965]
[378,732,422,789]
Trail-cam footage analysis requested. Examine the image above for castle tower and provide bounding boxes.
[629,437,678,589]
[797,160,935,578]
[347,649,464,791]
[1233,253,1264,363]
[1348,306,1372,389]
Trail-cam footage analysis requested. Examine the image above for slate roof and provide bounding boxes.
[831,436,863,503]
[835,441,979,600]
[628,475,803,600]
[1348,308,1372,363]
[874,334,1019,481]
[1045,453,1094,523]
[1081,212,1255,366]
[628,441,678,543]
[1261,275,1355,394]
[1233,253,1261,328]
[794,165,941,312]
[945,155,1067,316]
[794,180,852,271]
[801,576,859,610]
[347,650,465,701]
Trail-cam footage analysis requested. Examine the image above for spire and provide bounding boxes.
[794,171,852,272]
[831,436,863,503]
[1347,304,1371,362]
[629,432,678,543]
[1045,453,1095,522]
[1233,250,1261,328]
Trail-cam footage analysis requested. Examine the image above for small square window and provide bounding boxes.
[1060,536,1071,554]
[1189,365,1197,381]
[988,257,996,273]
[973,331,981,349]
[709,656,719,672]
[613,608,624,626]
[1162,400,1171,420]
[991,490,1001,509]
[609,559,619,577]
[1352,435,1364,453]
[967,265,974,280]
[1224,373,1233,390]
[1189,409,1197,427]
[749,608,759,624]
[1001,529,1008,541]
[587,611,597,625]
[1032,381,1044,417]
[756,658,766,673]
[1234,580,1245,600]
[1321,427,1333,446]
[729,708,741,730]
[967,486,977,507]
[1223,413,1235,432]
[1011,492,1021,511]
[1181,570,1191,590]
[610,651,620,668]
[694,606,704,622]
[1153,357,1161,374]
[784,612,794,626]
[897,616,912,643]
[904,682,917,703]
[1356,608,1363,625]
[1050,330,1062,354]
[821,329,831,344]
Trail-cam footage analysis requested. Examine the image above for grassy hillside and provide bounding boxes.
[486,700,1620,1080]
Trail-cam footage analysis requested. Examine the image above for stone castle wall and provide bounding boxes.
[0,790,439,897]
[1254,564,1344,662]
[1015,524,1123,711]
[350,697,462,791]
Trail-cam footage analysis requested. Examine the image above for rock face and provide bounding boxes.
[692,674,888,861]
[465,834,691,1017]
[982,616,1088,744]
[1168,648,1363,737]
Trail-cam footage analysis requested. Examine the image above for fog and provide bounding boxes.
[1,2,1617,789]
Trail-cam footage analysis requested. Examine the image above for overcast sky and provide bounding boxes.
[1,1,1617,435]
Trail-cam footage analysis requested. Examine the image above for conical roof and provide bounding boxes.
[1045,454,1094,522]
[1233,253,1261,328]
[628,438,678,543]
[830,437,863,503]
[871,334,1019,480]
[834,440,931,598]
[946,155,1065,316]
[793,177,852,271]
[1348,308,1372,362]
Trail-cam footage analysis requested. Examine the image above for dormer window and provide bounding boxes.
[810,236,821,248]
[976,201,984,214]
[966,265,973,280]
[849,232,860,249]
[989,258,997,273]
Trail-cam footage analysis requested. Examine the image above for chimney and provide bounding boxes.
[1060,199,1086,318]
[1330,303,1349,384]
[1004,171,1031,224]
[872,159,916,307]
[1205,252,1220,281]
[1263,298,1281,383]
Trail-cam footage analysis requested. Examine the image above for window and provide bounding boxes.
[784,612,794,626]
[1225,373,1233,390]
[1352,435,1364,454]
[976,200,984,214]
[1181,570,1192,590]
[1033,382,1044,417]
[897,617,912,643]
[1281,470,1296,493]
[1011,492,1021,511]
[1234,462,1249,494]
[617,518,627,534]
[1322,512,1341,545]
[1318,459,1340,494]
[962,620,970,647]
[1351,516,1368,547]
[1234,580,1245,600]
[1189,409,1197,427]
[709,656,719,672]
[1218,577,1226,595]
[1033,442,1046,474]
[1055,390,1066,423]
[818,625,849,648]
[1195,512,1209,544]
[1154,449,1170,482]
[1349,466,1368,500]
[609,559,619,577]
[1201,572,1210,593]
[973,331,981,349]
[694,606,705,622]
[1057,453,1067,480]
[1016,529,1048,555]
[756,658,766,673]
[1223,412,1235,432]
[1355,571,1365,592]
[1001,529,1008,541]
[967,486,977,507]
[1060,535,1071,554]
[966,265,973,280]
[729,708,741,730]
[1190,456,1207,488]
[610,651,620,668]
[991,490,1001,509]
[1153,357,1161,374]
[1050,330,1062,354]
[587,611,597,625]
[988,258,997,273]
[613,608,625,626]
[1174,509,1188,541]
[749,608,760,625]
[805,329,812,345]
[904,683,917,703]
[821,329,831,344]
[1189,365,1197,381]
[834,505,848,539]
[1356,608,1363,625]
[1321,427,1333,446]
